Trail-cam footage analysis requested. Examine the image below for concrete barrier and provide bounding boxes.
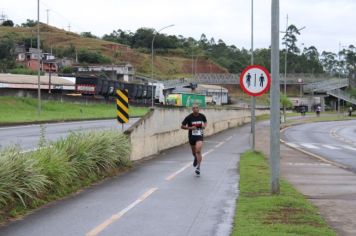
[125,107,269,161]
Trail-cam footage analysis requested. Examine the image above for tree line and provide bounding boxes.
[1,19,355,78]
[101,26,355,77]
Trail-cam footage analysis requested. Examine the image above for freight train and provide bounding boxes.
[75,75,156,104]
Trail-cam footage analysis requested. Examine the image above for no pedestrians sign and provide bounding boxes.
[239,65,271,96]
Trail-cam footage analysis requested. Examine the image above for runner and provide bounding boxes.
[181,104,207,176]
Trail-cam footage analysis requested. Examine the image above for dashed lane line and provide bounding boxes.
[86,187,158,236]
[165,149,214,181]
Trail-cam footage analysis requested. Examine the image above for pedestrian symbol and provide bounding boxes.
[240,65,271,97]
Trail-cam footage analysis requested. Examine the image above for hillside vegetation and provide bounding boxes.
[2,23,355,80]
[0,24,226,79]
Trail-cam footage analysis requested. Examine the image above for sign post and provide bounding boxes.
[240,65,271,151]
[116,89,129,131]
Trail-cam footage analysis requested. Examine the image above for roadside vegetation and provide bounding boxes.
[0,129,131,222]
[232,151,336,236]
[0,96,149,124]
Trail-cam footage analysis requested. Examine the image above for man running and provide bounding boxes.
[181,104,207,176]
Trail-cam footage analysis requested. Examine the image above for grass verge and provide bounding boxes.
[0,96,149,124]
[231,151,336,236]
[0,129,131,223]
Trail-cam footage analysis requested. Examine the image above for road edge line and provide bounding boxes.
[280,126,349,170]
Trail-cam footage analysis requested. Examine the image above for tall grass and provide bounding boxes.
[0,130,131,221]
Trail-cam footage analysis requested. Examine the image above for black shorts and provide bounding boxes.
[189,136,203,146]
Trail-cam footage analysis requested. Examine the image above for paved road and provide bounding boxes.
[0,119,139,151]
[0,125,251,236]
[282,120,356,172]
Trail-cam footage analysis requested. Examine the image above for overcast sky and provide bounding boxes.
[1,0,355,53]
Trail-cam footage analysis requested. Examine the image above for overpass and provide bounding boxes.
[161,74,355,107]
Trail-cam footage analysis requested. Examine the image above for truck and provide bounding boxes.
[166,93,206,108]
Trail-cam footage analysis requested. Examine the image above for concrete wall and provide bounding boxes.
[125,107,269,161]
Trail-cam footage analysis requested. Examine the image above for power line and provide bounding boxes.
[39,0,88,33]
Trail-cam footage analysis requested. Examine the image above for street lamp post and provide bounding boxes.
[151,24,174,107]
[251,0,256,151]
[37,0,41,115]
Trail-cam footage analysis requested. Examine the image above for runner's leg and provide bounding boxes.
[195,140,203,169]
[190,144,197,167]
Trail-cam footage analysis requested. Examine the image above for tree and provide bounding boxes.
[1,20,14,27]
[0,37,16,72]
[282,24,302,54]
[21,19,37,27]
[320,51,338,76]
[340,45,356,78]
[80,32,98,39]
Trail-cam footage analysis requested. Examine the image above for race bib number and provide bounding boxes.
[192,129,203,136]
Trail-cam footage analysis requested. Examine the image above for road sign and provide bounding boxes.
[239,65,271,96]
[116,89,129,124]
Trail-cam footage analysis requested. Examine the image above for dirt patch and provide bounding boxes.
[264,207,323,227]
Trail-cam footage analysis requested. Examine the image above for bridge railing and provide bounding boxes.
[303,78,349,92]
[327,88,356,105]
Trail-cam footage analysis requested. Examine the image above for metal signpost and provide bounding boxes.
[240,65,271,152]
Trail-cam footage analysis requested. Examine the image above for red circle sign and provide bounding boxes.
[239,65,271,96]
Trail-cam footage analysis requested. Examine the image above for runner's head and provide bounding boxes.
[192,103,199,115]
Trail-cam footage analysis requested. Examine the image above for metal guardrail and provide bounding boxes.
[327,89,356,105]
[160,74,346,87]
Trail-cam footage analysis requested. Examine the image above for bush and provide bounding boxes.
[9,67,44,75]
[0,130,131,220]
[78,49,111,64]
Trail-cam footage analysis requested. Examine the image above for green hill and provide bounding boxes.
[0,24,227,79]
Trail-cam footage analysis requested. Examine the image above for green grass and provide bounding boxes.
[232,151,336,236]
[0,96,148,124]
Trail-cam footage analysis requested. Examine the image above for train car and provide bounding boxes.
[75,75,156,104]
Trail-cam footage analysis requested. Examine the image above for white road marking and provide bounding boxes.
[343,145,356,151]
[285,162,331,166]
[300,143,319,149]
[214,142,224,148]
[165,162,192,181]
[225,136,232,142]
[322,144,340,150]
[165,149,215,181]
[202,149,214,157]
[285,142,299,148]
[86,188,158,236]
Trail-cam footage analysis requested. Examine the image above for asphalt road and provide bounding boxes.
[0,119,139,151]
[0,124,251,236]
[282,120,356,172]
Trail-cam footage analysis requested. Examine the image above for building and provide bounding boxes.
[75,63,134,82]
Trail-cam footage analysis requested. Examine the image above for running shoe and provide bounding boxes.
[195,168,200,176]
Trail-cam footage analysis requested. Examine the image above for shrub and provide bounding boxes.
[0,130,131,220]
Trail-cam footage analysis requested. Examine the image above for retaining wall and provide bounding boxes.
[125,107,269,161]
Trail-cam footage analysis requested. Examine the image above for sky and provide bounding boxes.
[1,0,355,54]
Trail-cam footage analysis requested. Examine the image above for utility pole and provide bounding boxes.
[251,0,256,151]
[270,0,280,194]
[46,9,49,25]
[338,42,341,114]
[37,0,42,115]
[284,14,288,96]
[68,23,71,32]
